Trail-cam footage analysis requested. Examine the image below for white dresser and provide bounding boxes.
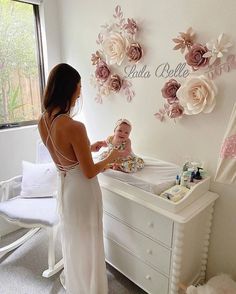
[100,178,218,294]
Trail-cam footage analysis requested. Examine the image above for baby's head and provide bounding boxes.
[114,119,132,142]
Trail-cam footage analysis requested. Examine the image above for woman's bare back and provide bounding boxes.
[38,113,79,168]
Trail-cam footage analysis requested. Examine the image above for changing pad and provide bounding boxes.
[102,157,181,195]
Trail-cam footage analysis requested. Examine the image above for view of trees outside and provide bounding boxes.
[0,0,41,125]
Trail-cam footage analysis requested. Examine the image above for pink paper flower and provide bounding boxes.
[167,103,184,118]
[127,43,143,62]
[173,27,196,54]
[95,61,110,81]
[109,74,122,92]
[161,79,181,99]
[185,44,209,70]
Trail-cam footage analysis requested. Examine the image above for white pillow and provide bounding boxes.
[20,161,58,198]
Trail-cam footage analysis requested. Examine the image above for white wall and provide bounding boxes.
[56,0,236,279]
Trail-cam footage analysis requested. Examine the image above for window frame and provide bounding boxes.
[0,0,45,130]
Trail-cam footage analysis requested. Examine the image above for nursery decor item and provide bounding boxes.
[215,102,236,184]
[90,5,144,103]
[186,274,236,294]
[155,28,236,122]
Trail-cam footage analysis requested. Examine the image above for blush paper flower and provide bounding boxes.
[161,79,181,99]
[91,51,101,65]
[167,103,184,118]
[176,75,217,115]
[109,74,122,92]
[173,27,196,54]
[127,43,143,62]
[95,61,110,81]
[185,43,209,70]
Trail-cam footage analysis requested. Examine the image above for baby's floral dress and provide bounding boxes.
[100,136,144,173]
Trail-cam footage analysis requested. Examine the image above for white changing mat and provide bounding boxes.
[102,157,181,195]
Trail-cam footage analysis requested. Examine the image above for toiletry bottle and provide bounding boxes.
[180,171,188,187]
[195,167,203,180]
[190,171,195,182]
[175,175,180,185]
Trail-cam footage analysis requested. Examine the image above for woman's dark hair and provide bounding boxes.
[43,63,81,117]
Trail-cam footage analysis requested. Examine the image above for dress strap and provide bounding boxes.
[42,113,79,171]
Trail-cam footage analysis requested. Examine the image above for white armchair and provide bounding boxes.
[0,141,63,278]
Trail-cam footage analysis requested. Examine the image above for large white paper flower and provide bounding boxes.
[176,75,217,115]
[102,32,129,65]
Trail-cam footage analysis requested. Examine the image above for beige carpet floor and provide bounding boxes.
[0,228,146,294]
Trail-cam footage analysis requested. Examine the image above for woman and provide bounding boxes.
[38,63,123,294]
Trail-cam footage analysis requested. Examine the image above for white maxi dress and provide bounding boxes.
[43,114,108,294]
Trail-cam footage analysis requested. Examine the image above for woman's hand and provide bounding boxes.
[107,148,127,163]
[91,141,107,152]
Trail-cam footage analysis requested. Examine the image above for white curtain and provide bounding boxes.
[215,102,236,184]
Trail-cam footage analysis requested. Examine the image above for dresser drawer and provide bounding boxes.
[104,212,171,275]
[102,188,173,247]
[104,236,169,294]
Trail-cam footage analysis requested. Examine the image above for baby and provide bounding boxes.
[100,119,144,173]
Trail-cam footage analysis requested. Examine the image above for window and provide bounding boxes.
[0,0,44,129]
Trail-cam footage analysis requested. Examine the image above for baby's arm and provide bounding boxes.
[90,140,107,152]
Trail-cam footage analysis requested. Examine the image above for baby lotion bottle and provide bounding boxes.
[180,172,188,187]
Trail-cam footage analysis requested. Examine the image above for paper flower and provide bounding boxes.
[156,28,235,123]
[203,33,233,65]
[91,51,101,65]
[176,75,217,115]
[102,32,129,66]
[109,74,122,92]
[161,79,181,100]
[127,42,143,62]
[173,27,196,54]
[155,79,183,121]
[185,43,209,70]
[95,61,110,81]
[167,103,184,118]
[91,5,144,103]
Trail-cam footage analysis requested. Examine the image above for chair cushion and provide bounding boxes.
[20,161,58,198]
[0,197,59,227]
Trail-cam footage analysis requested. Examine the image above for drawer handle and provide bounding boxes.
[147,221,154,228]
[146,249,152,255]
[145,275,151,280]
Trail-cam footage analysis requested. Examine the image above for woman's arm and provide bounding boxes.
[70,121,121,178]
